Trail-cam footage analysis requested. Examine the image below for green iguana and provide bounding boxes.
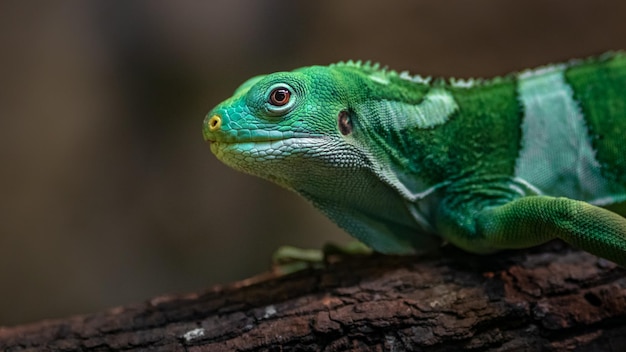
[203,52,626,266]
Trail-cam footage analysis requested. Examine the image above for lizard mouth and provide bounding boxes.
[206,132,325,145]
[208,135,328,159]
[207,138,287,144]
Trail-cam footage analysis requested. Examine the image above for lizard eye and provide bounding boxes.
[269,88,290,106]
[265,83,296,115]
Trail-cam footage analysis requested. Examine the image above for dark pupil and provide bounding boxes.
[270,88,290,106]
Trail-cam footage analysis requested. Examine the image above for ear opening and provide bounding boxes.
[338,109,353,136]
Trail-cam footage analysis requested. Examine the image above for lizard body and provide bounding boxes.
[203,52,626,265]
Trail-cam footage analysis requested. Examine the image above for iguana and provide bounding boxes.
[203,52,626,266]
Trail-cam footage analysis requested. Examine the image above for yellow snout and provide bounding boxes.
[208,115,222,132]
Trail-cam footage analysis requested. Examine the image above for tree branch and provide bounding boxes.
[1,242,626,351]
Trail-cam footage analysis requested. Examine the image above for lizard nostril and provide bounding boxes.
[208,115,222,132]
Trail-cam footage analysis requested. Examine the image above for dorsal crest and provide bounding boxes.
[331,60,432,86]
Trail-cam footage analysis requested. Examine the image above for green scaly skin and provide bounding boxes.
[203,52,626,266]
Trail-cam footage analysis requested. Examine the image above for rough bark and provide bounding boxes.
[1,243,626,352]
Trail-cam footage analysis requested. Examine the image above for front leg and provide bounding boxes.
[438,195,626,266]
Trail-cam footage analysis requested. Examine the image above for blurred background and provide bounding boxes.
[1,0,625,325]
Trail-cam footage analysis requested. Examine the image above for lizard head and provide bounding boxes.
[203,65,370,190]
[203,63,442,253]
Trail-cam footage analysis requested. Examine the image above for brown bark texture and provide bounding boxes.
[1,243,626,352]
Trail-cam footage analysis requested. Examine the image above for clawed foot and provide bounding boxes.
[272,241,373,275]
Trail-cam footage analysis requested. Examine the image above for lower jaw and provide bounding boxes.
[208,136,327,161]
[209,140,290,164]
